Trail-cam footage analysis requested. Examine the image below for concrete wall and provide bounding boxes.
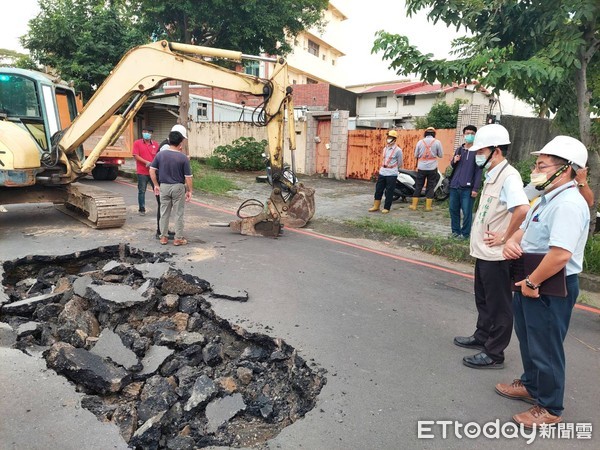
[501,115,557,163]
[304,110,349,179]
[187,121,308,174]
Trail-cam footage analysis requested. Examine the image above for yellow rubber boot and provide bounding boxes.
[425,198,433,211]
[368,200,381,212]
[408,197,419,210]
[382,207,390,214]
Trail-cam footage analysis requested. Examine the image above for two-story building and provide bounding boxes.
[347,80,494,129]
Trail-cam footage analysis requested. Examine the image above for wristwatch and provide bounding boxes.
[578,182,586,188]
[525,275,541,290]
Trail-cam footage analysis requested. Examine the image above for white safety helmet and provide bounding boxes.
[531,135,587,168]
[171,124,188,139]
[468,124,511,152]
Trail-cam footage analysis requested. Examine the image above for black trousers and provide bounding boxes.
[374,174,397,210]
[413,169,439,199]
[473,259,513,362]
[155,194,161,234]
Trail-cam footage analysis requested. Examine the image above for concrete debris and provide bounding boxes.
[184,374,217,411]
[0,245,326,448]
[206,393,247,433]
[211,286,249,302]
[90,328,139,370]
[45,342,131,395]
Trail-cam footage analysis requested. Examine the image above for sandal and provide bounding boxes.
[159,236,168,245]
[173,238,188,246]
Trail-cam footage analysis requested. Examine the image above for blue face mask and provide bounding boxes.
[142,132,152,140]
[465,134,475,144]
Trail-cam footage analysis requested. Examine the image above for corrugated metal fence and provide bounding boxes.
[346,129,456,180]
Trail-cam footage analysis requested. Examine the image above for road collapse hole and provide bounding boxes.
[0,244,326,449]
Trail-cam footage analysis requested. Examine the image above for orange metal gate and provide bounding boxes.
[346,129,456,180]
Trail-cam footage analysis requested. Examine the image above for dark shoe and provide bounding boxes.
[453,335,485,350]
[513,405,562,429]
[155,231,161,240]
[168,231,176,238]
[495,379,535,404]
[463,352,504,369]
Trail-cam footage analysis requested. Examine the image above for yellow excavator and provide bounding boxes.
[0,41,315,235]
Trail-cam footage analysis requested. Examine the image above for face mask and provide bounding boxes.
[142,132,152,140]
[464,135,475,144]
[387,138,394,144]
[530,172,548,187]
[475,154,491,168]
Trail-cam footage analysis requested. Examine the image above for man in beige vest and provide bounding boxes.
[453,124,529,369]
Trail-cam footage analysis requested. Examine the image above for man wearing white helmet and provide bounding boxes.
[152,124,189,239]
[368,130,403,214]
[498,136,590,428]
[454,124,529,369]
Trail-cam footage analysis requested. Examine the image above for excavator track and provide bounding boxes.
[55,182,126,229]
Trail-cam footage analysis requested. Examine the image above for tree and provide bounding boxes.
[372,0,600,225]
[138,0,328,153]
[0,49,38,69]
[139,0,328,56]
[21,0,147,100]
[414,99,465,129]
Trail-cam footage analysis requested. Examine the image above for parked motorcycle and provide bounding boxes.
[393,169,450,202]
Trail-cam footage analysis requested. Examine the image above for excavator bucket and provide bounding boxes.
[279,183,315,228]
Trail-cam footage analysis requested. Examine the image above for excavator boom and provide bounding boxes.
[0,41,315,232]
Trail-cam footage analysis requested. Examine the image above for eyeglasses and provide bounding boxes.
[530,163,563,171]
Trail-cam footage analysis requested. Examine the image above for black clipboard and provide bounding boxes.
[509,253,567,297]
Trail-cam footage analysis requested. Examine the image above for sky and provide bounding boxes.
[1,0,462,86]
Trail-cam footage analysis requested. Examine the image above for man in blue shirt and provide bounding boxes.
[498,136,590,428]
[150,130,193,246]
[448,125,483,238]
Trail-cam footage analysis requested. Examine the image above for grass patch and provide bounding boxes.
[347,217,420,238]
[584,234,600,275]
[190,159,237,195]
[421,236,472,262]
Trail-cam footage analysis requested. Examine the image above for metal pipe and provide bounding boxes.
[241,54,278,63]
[169,42,243,61]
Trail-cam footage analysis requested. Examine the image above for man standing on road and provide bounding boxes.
[149,130,193,246]
[498,136,590,428]
[152,124,189,239]
[409,127,443,211]
[368,130,403,214]
[454,124,529,369]
[132,125,158,216]
[448,125,482,238]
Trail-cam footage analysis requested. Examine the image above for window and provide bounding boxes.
[331,59,336,66]
[403,95,416,106]
[244,61,260,77]
[376,96,387,108]
[306,77,318,84]
[197,102,208,119]
[307,39,319,57]
[322,54,326,61]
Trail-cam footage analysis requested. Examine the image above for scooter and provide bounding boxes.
[393,169,449,202]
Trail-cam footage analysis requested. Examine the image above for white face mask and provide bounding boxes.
[387,138,394,144]
[475,154,491,169]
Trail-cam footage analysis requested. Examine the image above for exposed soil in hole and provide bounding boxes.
[0,244,326,449]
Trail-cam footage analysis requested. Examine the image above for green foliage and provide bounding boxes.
[139,0,328,55]
[414,99,466,129]
[210,137,267,171]
[21,0,148,100]
[512,157,537,185]
[371,1,600,141]
[346,217,420,238]
[584,234,600,275]
[0,49,38,69]
[189,159,237,194]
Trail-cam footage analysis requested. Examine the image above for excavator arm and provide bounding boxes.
[57,40,314,233]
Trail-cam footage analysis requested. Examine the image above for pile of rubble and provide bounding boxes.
[0,245,326,449]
